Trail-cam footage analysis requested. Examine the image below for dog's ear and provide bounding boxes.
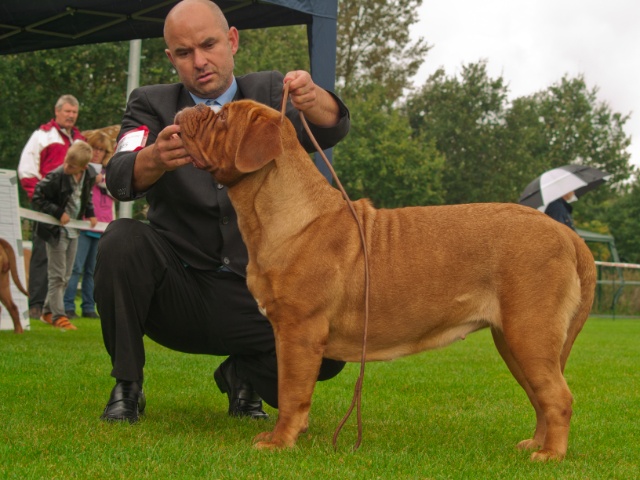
[235,113,283,173]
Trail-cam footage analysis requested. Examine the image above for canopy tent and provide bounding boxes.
[0,1,338,92]
[1,0,339,185]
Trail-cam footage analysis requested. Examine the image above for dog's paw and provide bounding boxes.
[516,438,541,451]
[531,449,564,462]
[252,431,296,450]
[253,431,272,444]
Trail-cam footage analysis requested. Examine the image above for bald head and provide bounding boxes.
[163,0,239,98]
[164,0,229,42]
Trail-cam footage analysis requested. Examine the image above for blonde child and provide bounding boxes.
[32,140,98,330]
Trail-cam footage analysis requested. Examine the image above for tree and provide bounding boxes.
[526,76,633,197]
[336,0,430,101]
[404,62,635,214]
[404,61,512,204]
[598,178,640,263]
[333,84,445,208]
[234,26,308,75]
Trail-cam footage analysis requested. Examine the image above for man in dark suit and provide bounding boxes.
[96,0,350,423]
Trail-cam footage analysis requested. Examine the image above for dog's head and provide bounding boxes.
[176,100,284,185]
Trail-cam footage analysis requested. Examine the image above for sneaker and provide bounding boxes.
[82,311,100,319]
[29,306,43,319]
[40,312,53,325]
[53,316,78,331]
[66,310,78,319]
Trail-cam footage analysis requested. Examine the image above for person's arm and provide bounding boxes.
[17,131,43,199]
[31,173,64,219]
[277,71,350,153]
[107,87,192,199]
[284,70,341,127]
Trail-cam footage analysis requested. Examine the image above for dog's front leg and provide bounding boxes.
[253,325,325,450]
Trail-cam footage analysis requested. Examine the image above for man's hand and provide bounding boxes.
[284,70,341,127]
[60,213,71,225]
[132,124,193,192]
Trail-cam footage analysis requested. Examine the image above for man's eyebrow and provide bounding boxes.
[174,45,192,55]
[199,36,217,47]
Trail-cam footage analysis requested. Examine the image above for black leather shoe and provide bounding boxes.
[65,310,78,319]
[100,381,146,423]
[214,358,269,419]
[82,311,99,319]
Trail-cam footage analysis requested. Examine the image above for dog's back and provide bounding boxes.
[323,202,592,361]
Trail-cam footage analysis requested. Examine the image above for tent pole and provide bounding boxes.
[118,39,142,219]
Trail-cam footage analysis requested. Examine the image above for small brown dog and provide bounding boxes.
[177,100,596,461]
[0,238,28,334]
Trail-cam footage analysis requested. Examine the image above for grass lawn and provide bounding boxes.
[1,317,638,479]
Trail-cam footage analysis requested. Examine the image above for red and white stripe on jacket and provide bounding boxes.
[17,119,86,199]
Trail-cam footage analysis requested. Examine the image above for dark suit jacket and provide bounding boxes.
[107,71,350,274]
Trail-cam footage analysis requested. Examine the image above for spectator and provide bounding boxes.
[64,130,116,319]
[32,141,97,330]
[18,94,86,319]
[545,192,576,231]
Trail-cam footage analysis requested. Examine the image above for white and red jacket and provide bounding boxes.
[17,119,86,199]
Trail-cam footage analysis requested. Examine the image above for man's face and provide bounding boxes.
[164,4,239,99]
[55,103,79,130]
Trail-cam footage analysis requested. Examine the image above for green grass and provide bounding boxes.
[1,317,639,479]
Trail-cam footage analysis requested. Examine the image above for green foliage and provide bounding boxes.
[234,26,309,76]
[404,61,636,216]
[336,0,430,100]
[520,76,634,209]
[334,84,445,208]
[404,62,513,204]
[1,39,173,171]
[599,178,640,263]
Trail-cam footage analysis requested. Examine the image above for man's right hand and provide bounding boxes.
[132,124,193,192]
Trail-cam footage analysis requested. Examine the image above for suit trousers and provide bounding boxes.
[94,218,344,408]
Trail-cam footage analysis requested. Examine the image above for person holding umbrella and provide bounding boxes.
[544,191,577,231]
[519,164,611,230]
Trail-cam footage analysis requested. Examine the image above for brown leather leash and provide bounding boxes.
[280,81,371,451]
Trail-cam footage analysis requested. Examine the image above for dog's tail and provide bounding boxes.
[560,233,596,371]
[0,238,29,297]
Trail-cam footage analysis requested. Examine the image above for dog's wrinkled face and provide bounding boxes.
[176,100,284,186]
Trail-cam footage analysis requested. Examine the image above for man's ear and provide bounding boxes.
[235,114,283,173]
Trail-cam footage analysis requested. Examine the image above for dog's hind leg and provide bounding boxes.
[500,319,574,461]
[0,270,24,334]
[491,328,545,451]
[253,324,325,450]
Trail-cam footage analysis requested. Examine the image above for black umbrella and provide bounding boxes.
[519,164,611,210]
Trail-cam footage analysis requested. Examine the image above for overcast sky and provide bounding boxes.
[409,0,639,169]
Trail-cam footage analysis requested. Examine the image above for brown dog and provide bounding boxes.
[0,238,28,334]
[176,100,596,461]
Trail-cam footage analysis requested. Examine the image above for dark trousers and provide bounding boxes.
[28,230,48,308]
[94,219,344,408]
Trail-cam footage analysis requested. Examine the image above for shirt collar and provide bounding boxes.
[189,76,238,106]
